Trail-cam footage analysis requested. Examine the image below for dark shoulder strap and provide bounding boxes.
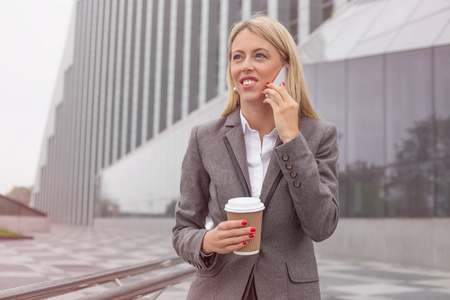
[264,170,283,212]
[241,264,256,300]
[224,136,284,300]
[223,136,251,197]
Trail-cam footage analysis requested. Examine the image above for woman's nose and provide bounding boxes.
[241,59,254,72]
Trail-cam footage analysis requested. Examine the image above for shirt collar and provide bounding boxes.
[240,110,251,134]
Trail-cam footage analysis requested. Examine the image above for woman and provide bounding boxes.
[173,14,339,300]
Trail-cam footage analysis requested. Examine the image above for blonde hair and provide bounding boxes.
[222,14,319,119]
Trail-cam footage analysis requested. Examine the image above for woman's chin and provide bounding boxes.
[240,95,266,105]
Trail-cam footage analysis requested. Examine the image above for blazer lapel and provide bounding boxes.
[223,108,288,205]
[224,108,252,196]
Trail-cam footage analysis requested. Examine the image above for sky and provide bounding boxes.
[0,0,75,195]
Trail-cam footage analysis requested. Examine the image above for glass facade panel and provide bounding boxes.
[228,0,241,28]
[188,0,201,113]
[409,1,450,22]
[360,0,417,40]
[158,0,171,133]
[325,6,383,62]
[279,0,291,27]
[130,0,142,151]
[105,0,118,167]
[146,0,158,140]
[434,46,450,120]
[436,21,450,46]
[337,173,349,217]
[351,30,397,59]
[347,56,384,168]
[315,61,347,171]
[346,168,385,217]
[251,0,267,14]
[385,49,433,164]
[98,0,110,170]
[300,18,343,64]
[112,0,125,162]
[135,0,147,148]
[434,46,450,158]
[300,0,450,62]
[206,0,220,102]
[303,64,317,106]
[289,0,298,42]
[388,9,450,53]
[436,159,450,217]
[385,162,434,217]
[173,0,185,123]
[121,0,133,155]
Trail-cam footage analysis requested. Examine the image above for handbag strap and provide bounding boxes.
[223,136,251,197]
[241,264,255,300]
[264,170,283,212]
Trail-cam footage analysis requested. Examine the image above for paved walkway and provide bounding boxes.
[1,218,450,299]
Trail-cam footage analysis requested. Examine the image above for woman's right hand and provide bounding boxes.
[201,220,256,255]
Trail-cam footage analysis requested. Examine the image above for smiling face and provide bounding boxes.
[230,29,284,105]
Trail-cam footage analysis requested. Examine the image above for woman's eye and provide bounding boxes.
[255,53,266,59]
[233,55,242,61]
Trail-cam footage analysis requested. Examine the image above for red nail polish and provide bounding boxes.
[266,82,270,85]
[282,82,285,86]
[250,227,256,232]
[242,221,248,226]
[249,233,255,238]
[243,241,247,246]
[262,89,265,92]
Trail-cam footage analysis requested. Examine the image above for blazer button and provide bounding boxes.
[282,155,289,161]
[286,163,292,170]
[294,181,301,188]
[290,171,297,178]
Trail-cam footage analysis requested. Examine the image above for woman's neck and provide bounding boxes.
[241,102,276,137]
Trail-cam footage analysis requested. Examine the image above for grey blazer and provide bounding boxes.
[173,107,339,300]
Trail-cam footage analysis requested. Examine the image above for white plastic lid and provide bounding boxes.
[224,197,265,213]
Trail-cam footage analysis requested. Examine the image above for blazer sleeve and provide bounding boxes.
[172,126,218,270]
[274,122,339,242]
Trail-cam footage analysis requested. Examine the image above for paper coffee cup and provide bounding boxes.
[224,197,265,255]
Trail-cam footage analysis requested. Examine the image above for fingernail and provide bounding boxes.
[242,221,248,225]
[266,82,270,85]
[250,227,256,232]
[262,89,265,92]
[243,241,247,245]
[282,82,285,86]
[249,233,255,238]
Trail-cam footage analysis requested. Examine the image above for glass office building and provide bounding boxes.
[301,0,450,270]
[300,0,450,218]
[31,0,337,224]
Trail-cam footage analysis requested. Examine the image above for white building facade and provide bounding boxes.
[31,0,336,224]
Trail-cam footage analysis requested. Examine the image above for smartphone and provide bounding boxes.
[266,65,288,101]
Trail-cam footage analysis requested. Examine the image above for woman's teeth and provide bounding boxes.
[243,79,256,86]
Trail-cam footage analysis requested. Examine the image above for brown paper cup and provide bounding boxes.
[227,210,263,255]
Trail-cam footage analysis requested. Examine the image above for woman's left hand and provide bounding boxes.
[263,82,299,143]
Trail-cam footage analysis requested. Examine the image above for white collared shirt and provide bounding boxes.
[240,110,278,199]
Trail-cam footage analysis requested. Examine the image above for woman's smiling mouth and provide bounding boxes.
[240,76,258,88]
